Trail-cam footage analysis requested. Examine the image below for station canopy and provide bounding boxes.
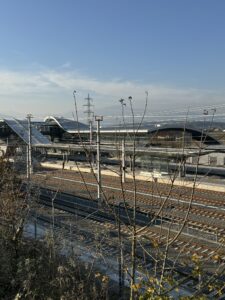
[44,116,89,133]
[4,118,51,145]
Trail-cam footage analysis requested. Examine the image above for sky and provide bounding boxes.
[0,0,225,122]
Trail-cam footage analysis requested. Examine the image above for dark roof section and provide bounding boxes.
[149,124,221,146]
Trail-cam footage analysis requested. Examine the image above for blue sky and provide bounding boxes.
[0,0,225,120]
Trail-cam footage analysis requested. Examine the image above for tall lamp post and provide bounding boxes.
[95,115,103,201]
[118,202,126,298]
[27,114,33,180]
[122,138,126,183]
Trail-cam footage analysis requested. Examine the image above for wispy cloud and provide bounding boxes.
[0,67,224,120]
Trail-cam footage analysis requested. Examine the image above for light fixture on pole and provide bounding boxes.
[26,114,33,180]
[95,115,103,201]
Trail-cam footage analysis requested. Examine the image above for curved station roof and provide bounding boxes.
[42,116,221,146]
[44,116,89,133]
[1,116,221,147]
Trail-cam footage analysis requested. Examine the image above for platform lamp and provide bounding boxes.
[26,114,33,180]
[95,115,103,201]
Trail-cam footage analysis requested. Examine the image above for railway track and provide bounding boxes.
[29,188,225,262]
[27,172,225,261]
[29,196,224,299]
[33,170,225,208]
[39,169,225,205]
[32,170,225,240]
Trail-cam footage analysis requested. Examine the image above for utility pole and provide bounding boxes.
[27,114,33,180]
[118,202,125,298]
[84,94,94,144]
[122,138,126,183]
[89,119,93,145]
[95,115,103,201]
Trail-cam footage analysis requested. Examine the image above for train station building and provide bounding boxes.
[0,116,225,174]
